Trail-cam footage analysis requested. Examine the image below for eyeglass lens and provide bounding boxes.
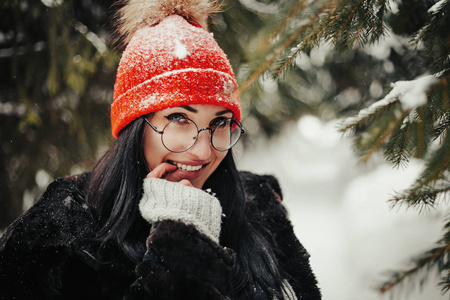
[162,118,242,152]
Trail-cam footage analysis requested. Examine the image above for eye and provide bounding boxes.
[210,117,229,129]
[165,113,191,126]
[165,113,185,121]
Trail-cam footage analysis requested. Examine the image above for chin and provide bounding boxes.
[188,177,207,189]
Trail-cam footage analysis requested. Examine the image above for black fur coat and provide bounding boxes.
[0,172,320,300]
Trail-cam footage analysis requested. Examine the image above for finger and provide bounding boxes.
[179,179,194,187]
[146,163,177,178]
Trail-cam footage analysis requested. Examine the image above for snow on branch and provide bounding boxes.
[428,0,449,14]
[391,75,439,110]
[340,74,439,131]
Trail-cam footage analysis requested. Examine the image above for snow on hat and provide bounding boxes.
[111,0,241,138]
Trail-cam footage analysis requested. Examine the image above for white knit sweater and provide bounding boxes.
[139,178,222,243]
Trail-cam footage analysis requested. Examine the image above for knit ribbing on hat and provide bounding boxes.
[139,178,222,243]
[111,15,241,138]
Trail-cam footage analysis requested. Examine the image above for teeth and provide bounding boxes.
[176,163,202,172]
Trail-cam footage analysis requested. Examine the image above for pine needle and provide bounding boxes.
[379,241,450,293]
[379,219,450,294]
[390,184,450,210]
[240,2,333,92]
[255,0,309,55]
[333,0,364,41]
[352,11,367,49]
[361,110,408,162]
[274,2,337,76]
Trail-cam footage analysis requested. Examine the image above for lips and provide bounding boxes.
[167,160,205,172]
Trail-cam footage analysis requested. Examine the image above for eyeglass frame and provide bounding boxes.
[144,116,245,153]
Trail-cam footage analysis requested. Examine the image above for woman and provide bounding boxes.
[0,0,321,299]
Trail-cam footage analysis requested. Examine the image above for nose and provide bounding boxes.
[188,129,212,160]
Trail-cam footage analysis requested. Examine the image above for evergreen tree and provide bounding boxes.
[241,0,450,296]
[0,0,118,228]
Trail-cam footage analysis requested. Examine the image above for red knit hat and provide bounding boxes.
[111,0,241,138]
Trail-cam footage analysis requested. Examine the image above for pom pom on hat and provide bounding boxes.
[111,0,241,138]
[116,0,221,45]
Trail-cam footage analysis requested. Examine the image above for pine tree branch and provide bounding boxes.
[440,271,450,293]
[274,0,378,75]
[412,1,450,73]
[412,0,449,45]
[379,235,450,294]
[431,77,450,141]
[273,1,338,77]
[245,0,391,88]
[361,110,408,162]
[412,11,440,46]
[255,0,309,55]
[314,7,341,41]
[352,10,367,49]
[390,184,450,210]
[442,77,449,111]
[390,132,450,209]
[415,108,427,158]
[384,116,413,168]
[339,98,400,132]
[333,0,364,41]
[370,0,388,43]
[329,0,388,50]
[416,135,450,188]
[240,1,333,92]
[343,74,440,160]
[434,113,450,140]
[392,124,410,166]
[380,213,450,294]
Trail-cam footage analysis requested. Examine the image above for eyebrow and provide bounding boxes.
[180,105,197,113]
[216,109,232,116]
[180,105,232,116]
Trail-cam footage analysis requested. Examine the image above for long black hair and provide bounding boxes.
[86,117,149,261]
[86,116,288,299]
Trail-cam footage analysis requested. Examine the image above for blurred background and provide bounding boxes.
[1,0,449,299]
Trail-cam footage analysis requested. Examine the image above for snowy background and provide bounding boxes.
[236,115,447,300]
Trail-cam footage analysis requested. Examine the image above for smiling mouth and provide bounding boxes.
[168,160,204,172]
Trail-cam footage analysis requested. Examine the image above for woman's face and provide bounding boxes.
[143,104,233,188]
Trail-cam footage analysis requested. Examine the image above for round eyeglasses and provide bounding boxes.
[144,116,245,153]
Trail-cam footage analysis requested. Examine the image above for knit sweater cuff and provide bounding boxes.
[139,178,222,243]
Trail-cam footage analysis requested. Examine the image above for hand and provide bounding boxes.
[140,177,222,243]
[146,163,193,187]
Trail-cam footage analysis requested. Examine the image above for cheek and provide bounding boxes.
[143,129,166,170]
